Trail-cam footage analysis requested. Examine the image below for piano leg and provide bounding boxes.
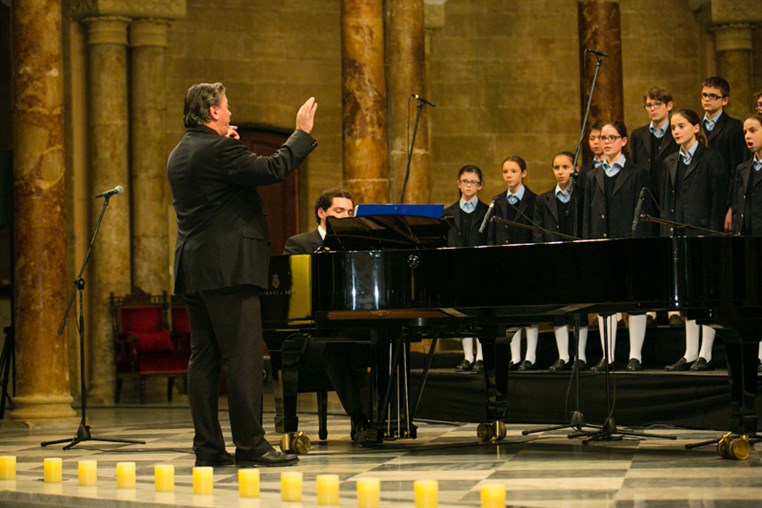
[481,327,511,426]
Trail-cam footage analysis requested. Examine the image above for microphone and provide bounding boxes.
[94,185,125,199]
[631,187,647,232]
[411,94,436,107]
[478,200,495,234]
[585,48,609,58]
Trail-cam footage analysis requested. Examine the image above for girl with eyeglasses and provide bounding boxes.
[582,120,652,373]
[660,109,729,372]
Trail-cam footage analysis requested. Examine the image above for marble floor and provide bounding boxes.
[0,398,761,507]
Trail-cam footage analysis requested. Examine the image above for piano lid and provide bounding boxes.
[323,206,451,251]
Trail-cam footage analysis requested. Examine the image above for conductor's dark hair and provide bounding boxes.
[314,188,353,225]
[183,82,225,127]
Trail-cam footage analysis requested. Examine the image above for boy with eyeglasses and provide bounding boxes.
[700,76,745,231]
[444,165,489,373]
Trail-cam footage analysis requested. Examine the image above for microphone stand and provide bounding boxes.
[638,214,734,237]
[399,98,430,204]
[41,195,145,450]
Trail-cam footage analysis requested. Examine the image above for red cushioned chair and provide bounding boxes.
[110,291,190,403]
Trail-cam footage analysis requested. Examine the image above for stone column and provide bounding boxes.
[577,1,623,140]
[342,0,390,204]
[82,16,132,403]
[129,19,170,294]
[10,0,76,421]
[387,0,432,205]
[714,24,754,118]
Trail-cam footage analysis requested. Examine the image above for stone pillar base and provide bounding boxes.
[8,394,76,424]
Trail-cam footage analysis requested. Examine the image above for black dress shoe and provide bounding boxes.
[236,449,299,468]
[665,357,690,371]
[572,359,589,372]
[689,357,713,371]
[508,361,520,371]
[669,314,684,327]
[195,450,235,467]
[472,360,484,374]
[590,359,614,372]
[517,360,535,371]
[456,359,473,372]
[548,359,570,371]
[626,358,643,371]
[758,360,762,373]
[351,416,370,443]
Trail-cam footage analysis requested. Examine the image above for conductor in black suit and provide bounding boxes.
[284,188,354,254]
[167,82,318,468]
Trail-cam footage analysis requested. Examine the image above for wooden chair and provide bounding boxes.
[110,291,189,403]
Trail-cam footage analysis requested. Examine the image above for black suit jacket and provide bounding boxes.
[283,229,323,254]
[582,160,651,239]
[659,144,728,236]
[487,187,537,245]
[443,200,489,247]
[730,160,762,236]
[703,113,745,205]
[630,124,679,196]
[532,189,583,243]
[167,125,317,294]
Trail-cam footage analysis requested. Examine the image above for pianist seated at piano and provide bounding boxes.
[283,188,373,442]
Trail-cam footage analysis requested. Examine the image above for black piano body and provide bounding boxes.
[263,235,762,443]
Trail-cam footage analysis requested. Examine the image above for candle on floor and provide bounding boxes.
[356,477,380,508]
[78,460,97,486]
[154,464,174,492]
[480,483,506,508]
[193,466,214,495]
[281,471,303,501]
[43,458,63,483]
[238,468,260,498]
[116,462,136,489]
[414,479,438,508]
[0,456,16,481]
[316,474,340,505]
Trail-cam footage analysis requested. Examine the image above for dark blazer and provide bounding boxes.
[487,187,537,245]
[532,188,583,243]
[283,229,323,254]
[443,200,489,247]
[630,124,679,196]
[168,125,317,294]
[730,160,762,236]
[659,144,728,236]
[704,112,745,206]
[582,160,651,239]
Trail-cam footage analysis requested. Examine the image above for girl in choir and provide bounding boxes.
[444,165,489,373]
[488,156,539,370]
[582,120,651,372]
[532,151,589,370]
[661,109,728,371]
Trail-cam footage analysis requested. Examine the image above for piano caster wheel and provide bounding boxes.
[280,431,312,455]
[319,428,328,441]
[477,421,507,443]
[717,432,750,460]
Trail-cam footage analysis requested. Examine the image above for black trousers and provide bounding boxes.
[184,285,273,459]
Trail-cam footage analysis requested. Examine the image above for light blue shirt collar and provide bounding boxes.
[555,184,572,204]
[649,120,669,139]
[602,154,626,177]
[459,197,477,213]
[679,141,699,165]
[593,157,605,168]
[506,185,525,204]
[753,155,762,172]
[703,111,723,131]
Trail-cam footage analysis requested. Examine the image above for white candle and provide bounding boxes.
[238,468,260,498]
[43,458,62,483]
[480,483,506,508]
[317,474,340,505]
[356,477,380,508]
[154,464,174,492]
[414,479,438,508]
[0,456,16,481]
[116,462,136,489]
[281,471,303,501]
[192,466,214,495]
[78,460,97,486]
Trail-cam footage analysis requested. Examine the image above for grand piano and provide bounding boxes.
[262,213,762,449]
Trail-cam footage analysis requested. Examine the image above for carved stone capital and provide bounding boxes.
[710,0,762,24]
[82,16,130,46]
[424,0,446,30]
[130,18,171,48]
[70,0,186,21]
[713,23,754,52]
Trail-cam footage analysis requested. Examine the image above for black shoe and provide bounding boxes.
[572,359,589,372]
[195,450,235,467]
[758,360,762,373]
[665,357,690,371]
[626,358,643,371]
[351,417,370,444]
[646,314,656,326]
[689,357,713,371]
[456,359,473,372]
[236,449,299,468]
[590,359,614,372]
[508,361,520,371]
[669,314,684,327]
[472,360,484,374]
[517,360,535,371]
[548,359,570,371]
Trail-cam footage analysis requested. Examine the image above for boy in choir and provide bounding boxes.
[444,165,489,373]
[729,113,762,372]
[698,77,746,232]
[755,90,762,115]
[532,151,589,370]
[579,121,607,185]
[582,120,652,371]
[660,109,729,372]
[488,156,539,370]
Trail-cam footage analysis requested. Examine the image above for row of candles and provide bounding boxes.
[0,455,507,507]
